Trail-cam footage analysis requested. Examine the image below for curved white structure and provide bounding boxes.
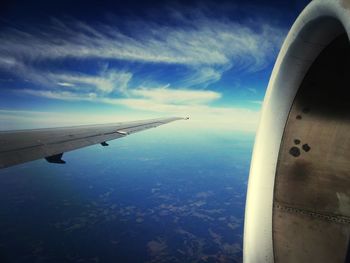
[244,0,350,262]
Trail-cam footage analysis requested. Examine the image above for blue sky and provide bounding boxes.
[0,0,310,131]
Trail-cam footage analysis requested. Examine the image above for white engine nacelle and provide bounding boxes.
[244,0,350,262]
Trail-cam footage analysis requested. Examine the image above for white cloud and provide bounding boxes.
[22,87,221,105]
[51,70,132,93]
[0,11,271,132]
[57,82,75,87]
[1,60,132,94]
[22,89,98,101]
[115,99,260,132]
[181,67,224,87]
[19,87,260,132]
[129,87,221,104]
[0,15,285,86]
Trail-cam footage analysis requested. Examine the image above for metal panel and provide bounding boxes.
[0,117,184,168]
[273,34,350,262]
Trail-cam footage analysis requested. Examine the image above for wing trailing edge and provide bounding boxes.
[0,117,187,169]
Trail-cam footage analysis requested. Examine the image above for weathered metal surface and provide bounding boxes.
[273,34,350,262]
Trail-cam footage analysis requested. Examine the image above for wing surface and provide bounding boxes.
[0,117,186,169]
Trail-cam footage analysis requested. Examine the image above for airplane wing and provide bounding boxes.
[0,117,187,169]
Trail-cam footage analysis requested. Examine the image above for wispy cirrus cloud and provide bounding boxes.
[1,55,132,94]
[0,13,285,87]
[21,86,221,106]
[129,87,221,104]
[0,18,284,68]
[0,8,275,131]
[50,70,132,93]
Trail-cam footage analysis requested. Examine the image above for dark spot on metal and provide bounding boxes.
[296,115,302,120]
[289,147,301,157]
[289,160,312,181]
[302,144,311,152]
[302,107,310,113]
[294,139,301,145]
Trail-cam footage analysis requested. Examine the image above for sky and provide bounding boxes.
[0,0,310,132]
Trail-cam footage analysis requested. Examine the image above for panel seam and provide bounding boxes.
[275,202,350,224]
